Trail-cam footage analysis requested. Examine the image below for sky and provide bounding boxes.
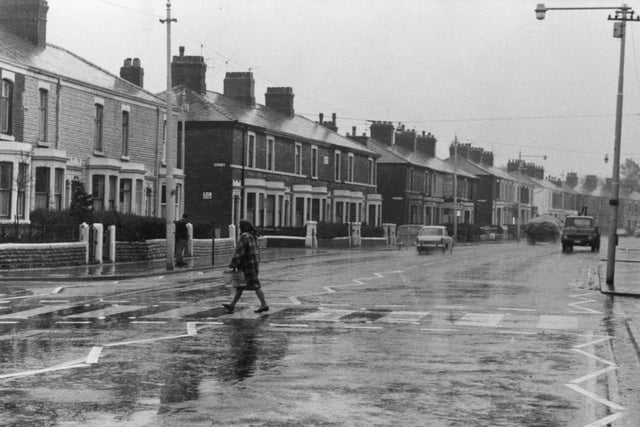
[45,0,640,180]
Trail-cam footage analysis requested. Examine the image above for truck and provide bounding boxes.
[561,215,600,253]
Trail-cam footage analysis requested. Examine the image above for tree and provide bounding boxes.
[620,158,640,193]
[69,180,93,224]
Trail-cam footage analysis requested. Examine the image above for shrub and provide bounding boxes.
[317,222,348,239]
[361,224,384,238]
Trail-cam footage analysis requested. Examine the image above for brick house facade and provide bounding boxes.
[350,122,476,226]
[165,48,382,229]
[0,0,180,224]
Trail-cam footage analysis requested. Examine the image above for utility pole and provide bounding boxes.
[452,136,458,242]
[160,1,177,270]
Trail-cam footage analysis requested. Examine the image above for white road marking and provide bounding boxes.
[0,363,90,380]
[379,311,430,323]
[340,325,383,330]
[536,315,578,330]
[64,305,146,319]
[0,321,18,324]
[574,336,613,349]
[56,321,91,324]
[130,321,167,325]
[420,328,459,332]
[186,322,198,336]
[572,348,617,367]
[434,305,467,310]
[85,346,102,365]
[374,304,406,308]
[570,366,618,384]
[564,384,625,411]
[52,287,64,294]
[0,304,82,319]
[142,306,216,319]
[103,334,192,348]
[40,300,71,303]
[497,307,536,312]
[455,313,504,328]
[496,331,536,335]
[583,413,625,427]
[298,309,355,322]
[269,323,310,328]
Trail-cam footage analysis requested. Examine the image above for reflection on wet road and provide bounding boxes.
[0,242,639,426]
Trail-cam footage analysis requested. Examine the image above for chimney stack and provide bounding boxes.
[120,57,144,87]
[416,131,436,157]
[224,72,255,106]
[369,121,395,145]
[171,46,207,94]
[265,87,295,116]
[0,0,49,49]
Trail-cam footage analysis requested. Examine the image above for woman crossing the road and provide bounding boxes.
[223,219,269,314]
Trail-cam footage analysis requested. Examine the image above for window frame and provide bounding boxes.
[294,142,302,175]
[38,88,48,143]
[121,110,130,157]
[334,150,342,182]
[246,132,256,168]
[266,136,275,171]
[0,162,12,218]
[0,79,13,136]
[94,103,104,152]
[311,145,318,179]
[347,153,354,182]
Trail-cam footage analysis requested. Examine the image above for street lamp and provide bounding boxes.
[535,3,640,289]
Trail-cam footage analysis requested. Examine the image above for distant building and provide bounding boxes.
[0,0,179,223]
[351,123,477,226]
[163,47,381,228]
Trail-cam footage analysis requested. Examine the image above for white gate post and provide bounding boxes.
[79,222,90,264]
[92,223,103,264]
[107,225,116,263]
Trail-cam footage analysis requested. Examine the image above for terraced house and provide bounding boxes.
[166,48,382,228]
[0,0,179,225]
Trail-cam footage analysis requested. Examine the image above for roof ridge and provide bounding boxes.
[45,42,163,102]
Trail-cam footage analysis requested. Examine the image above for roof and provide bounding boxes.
[0,28,163,105]
[169,87,377,156]
[367,138,476,178]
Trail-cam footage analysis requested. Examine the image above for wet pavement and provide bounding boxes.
[0,242,639,425]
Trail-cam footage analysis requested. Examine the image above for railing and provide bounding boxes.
[0,224,80,243]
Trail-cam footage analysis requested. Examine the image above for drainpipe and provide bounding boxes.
[154,106,161,217]
[55,78,61,149]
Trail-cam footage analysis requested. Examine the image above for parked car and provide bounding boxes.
[416,226,453,254]
[561,215,600,253]
[635,226,640,237]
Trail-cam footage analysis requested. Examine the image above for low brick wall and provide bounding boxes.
[362,237,388,247]
[0,242,86,269]
[265,236,305,248]
[318,237,350,248]
[192,237,236,257]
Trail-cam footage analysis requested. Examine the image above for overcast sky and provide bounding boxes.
[46,0,640,179]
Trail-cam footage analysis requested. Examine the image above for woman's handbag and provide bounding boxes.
[224,270,244,288]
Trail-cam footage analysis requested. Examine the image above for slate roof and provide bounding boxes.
[0,28,163,105]
[366,138,476,178]
[169,86,377,156]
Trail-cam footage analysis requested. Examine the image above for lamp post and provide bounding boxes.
[535,3,640,288]
[453,136,459,242]
[160,1,177,270]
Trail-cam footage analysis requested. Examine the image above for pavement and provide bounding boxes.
[0,247,330,282]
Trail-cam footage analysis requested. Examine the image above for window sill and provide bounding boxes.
[37,141,49,147]
[0,133,14,141]
[93,150,106,157]
[121,155,130,162]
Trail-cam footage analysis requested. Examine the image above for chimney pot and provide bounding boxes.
[319,113,324,124]
[133,58,141,67]
[179,46,185,56]
[124,58,132,66]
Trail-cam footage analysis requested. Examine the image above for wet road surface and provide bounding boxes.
[0,241,639,426]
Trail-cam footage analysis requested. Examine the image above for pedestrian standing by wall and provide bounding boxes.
[175,213,189,267]
[223,219,269,314]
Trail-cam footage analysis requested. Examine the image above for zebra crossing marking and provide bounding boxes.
[455,313,504,328]
[64,305,147,319]
[142,306,217,319]
[536,315,578,330]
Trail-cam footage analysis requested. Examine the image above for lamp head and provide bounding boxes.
[535,3,547,20]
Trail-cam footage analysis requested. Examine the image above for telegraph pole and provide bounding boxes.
[160,1,177,270]
[452,136,458,242]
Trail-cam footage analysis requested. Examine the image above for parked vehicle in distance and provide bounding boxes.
[561,215,600,253]
[635,226,640,237]
[416,225,453,254]
[396,224,424,248]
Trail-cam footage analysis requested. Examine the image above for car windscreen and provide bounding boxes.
[565,218,593,228]
[419,228,443,236]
